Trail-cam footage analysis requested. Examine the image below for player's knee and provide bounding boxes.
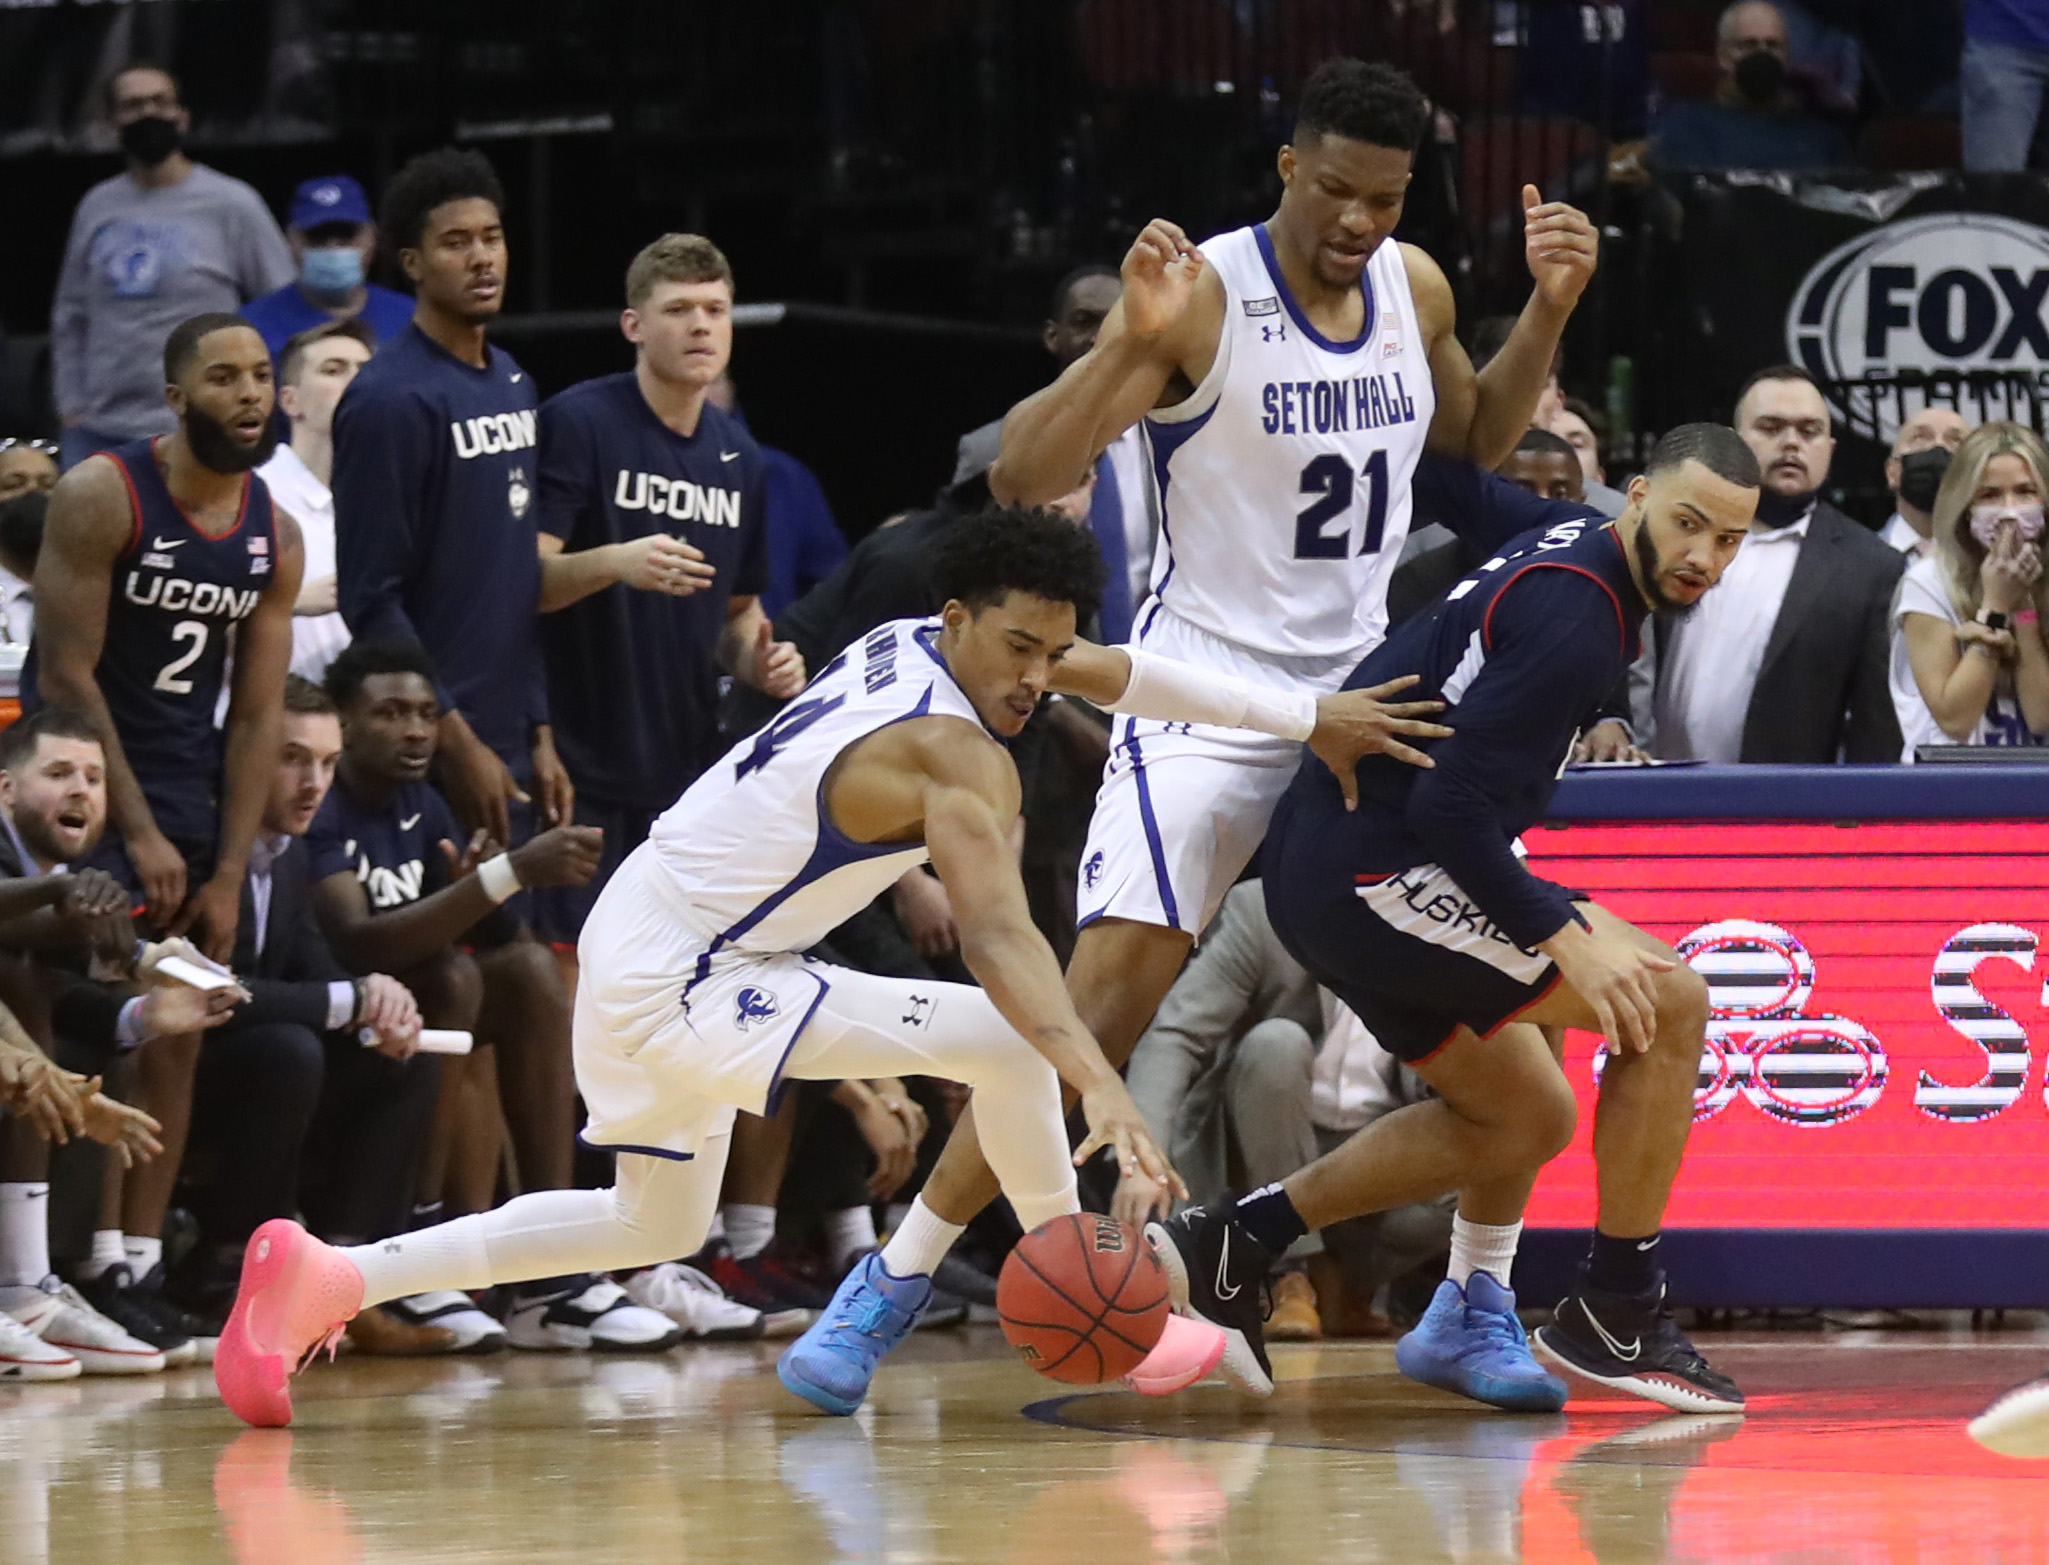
[409,949,483,1030]
[485,938,569,1008]
[604,1178,704,1260]
[1510,1071,1578,1167]
[1656,961,1711,1044]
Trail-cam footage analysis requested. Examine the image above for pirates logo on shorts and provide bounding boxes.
[735,987,780,1029]
[1082,850,1104,891]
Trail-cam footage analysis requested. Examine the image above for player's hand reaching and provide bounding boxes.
[1571,719,1648,765]
[617,532,716,597]
[137,982,242,1038]
[52,868,135,961]
[531,726,575,828]
[739,619,806,700]
[171,871,243,964]
[1120,219,1206,340]
[0,1043,86,1144]
[75,1079,164,1167]
[1522,186,1599,311]
[127,828,188,931]
[1308,675,1454,809]
[1074,1073,1187,1202]
[509,825,605,889]
[1111,1166,1172,1230]
[1540,916,1675,1056]
[438,710,526,846]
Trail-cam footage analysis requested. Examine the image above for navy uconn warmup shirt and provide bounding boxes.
[23,437,277,848]
[305,776,458,909]
[1280,504,1642,950]
[333,324,543,770]
[536,373,769,808]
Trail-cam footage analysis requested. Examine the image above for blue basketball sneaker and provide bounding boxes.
[1395,1272,1569,1413]
[777,1253,932,1415]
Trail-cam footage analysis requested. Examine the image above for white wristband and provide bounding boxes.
[477,853,522,904]
[1109,647,1318,742]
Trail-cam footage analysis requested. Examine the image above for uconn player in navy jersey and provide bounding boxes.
[1152,428,1762,1416]
[332,149,569,851]
[210,509,1415,1426]
[893,61,1599,1298]
[533,234,804,937]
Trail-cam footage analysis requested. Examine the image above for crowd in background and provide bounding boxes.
[0,14,2044,1384]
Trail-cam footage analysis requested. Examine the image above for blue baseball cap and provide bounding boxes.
[289,175,373,232]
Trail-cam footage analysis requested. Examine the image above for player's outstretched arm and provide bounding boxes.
[916,731,1185,1195]
[1050,642,1450,801]
[989,220,1215,507]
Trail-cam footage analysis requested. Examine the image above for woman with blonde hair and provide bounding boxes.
[1891,420,2049,756]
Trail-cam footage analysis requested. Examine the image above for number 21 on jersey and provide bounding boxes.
[1293,450,1389,559]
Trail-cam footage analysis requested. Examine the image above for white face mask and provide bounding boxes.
[1970,503,2046,548]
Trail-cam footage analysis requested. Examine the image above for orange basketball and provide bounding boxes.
[996,1214,1169,1384]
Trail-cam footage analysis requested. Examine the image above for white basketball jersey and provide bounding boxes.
[645,617,983,959]
[1144,224,1436,660]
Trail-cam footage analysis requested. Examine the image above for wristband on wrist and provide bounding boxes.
[477,853,522,904]
[1109,647,1318,742]
[2018,608,2041,627]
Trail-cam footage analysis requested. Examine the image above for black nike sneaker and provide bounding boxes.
[1143,1207,1275,1397]
[1533,1272,1745,1414]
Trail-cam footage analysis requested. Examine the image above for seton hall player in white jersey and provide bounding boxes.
[832,58,1597,1404]
[211,508,1412,1426]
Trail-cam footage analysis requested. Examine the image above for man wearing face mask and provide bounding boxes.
[1645,365,1903,763]
[1649,2,1856,172]
[50,64,293,471]
[240,177,415,369]
[1882,408,1972,559]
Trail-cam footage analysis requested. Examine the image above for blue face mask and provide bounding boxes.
[301,246,364,295]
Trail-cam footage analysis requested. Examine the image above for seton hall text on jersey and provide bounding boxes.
[123,571,261,620]
[449,410,538,459]
[1260,371,1419,436]
[612,470,743,528]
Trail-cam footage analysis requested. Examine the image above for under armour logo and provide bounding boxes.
[1261,323,1287,343]
[735,987,780,1029]
[902,995,934,1029]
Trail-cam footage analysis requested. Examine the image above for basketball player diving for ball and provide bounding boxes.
[212,506,1437,1427]
[1153,426,1761,1416]
[794,57,1600,1410]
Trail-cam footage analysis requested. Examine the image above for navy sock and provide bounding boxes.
[1231,1183,1307,1257]
[1586,1229,1660,1296]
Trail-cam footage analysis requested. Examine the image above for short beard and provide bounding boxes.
[14,810,83,870]
[1633,517,1700,621]
[184,401,279,475]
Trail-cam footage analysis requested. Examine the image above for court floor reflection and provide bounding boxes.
[2,1328,2046,1562]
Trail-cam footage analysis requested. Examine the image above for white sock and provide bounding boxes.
[824,1206,878,1273]
[0,1183,50,1287]
[1448,1216,1522,1290]
[722,1202,776,1261]
[123,1234,163,1277]
[79,1229,126,1280]
[878,1196,964,1280]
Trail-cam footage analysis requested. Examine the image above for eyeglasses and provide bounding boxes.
[0,439,56,457]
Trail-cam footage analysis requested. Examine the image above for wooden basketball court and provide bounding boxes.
[11,1326,2049,1562]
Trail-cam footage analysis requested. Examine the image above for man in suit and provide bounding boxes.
[169,676,441,1349]
[1645,365,1904,763]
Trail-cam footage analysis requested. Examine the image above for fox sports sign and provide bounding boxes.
[1787,212,2049,441]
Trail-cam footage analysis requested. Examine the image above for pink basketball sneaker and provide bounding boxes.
[1122,1312,1227,1396]
[215,1221,365,1428]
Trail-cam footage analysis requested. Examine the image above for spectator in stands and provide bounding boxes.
[1547,396,1626,517]
[956,265,1154,641]
[1496,426,1585,504]
[260,319,372,683]
[333,148,570,852]
[50,64,293,469]
[166,674,435,1349]
[703,376,848,621]
[0,439,58,505]
[1645,366,1903,763]
[1467,316,1566,432]
[239,176,415,363]
[1650,2,1857,172]
[1883,407,1973,559]
[1893,421,2049,756]
[307,641,679,1352]
[534,234,802,942]
[1963,0,2049,172]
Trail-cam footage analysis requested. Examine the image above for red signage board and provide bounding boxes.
[1522,820,2049,1230]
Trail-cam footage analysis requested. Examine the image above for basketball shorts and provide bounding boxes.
[1077,605,1359,937]
[1264,791,1571,1065]
[574,843,1039,1160]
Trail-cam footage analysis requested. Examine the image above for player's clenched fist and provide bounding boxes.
[1521,185,1598,311]
[509,824,605,888]
[1120,219,1206,339]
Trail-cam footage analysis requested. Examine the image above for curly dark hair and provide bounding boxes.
[324,639,441,711]
[933,506,1104,628]
[379,146,505,254]
[1295,58,1429,154]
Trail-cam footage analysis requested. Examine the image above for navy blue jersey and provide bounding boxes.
[305,775,459,909]
[332,324,543,769]
[1282,507,1643,949]
[24,437,276,842]
[535,373,770,808]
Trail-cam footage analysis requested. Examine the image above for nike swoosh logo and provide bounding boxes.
[509,373,524,383]
[399,813,421,830]
[719,451,740,462]
[1636,1238,1659,1251]
[1213,1227,1241,1302]
[152,535,186,551]
[1579,1297,1642,1361]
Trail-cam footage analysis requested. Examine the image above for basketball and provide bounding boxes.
[996,1214,1170,1384]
